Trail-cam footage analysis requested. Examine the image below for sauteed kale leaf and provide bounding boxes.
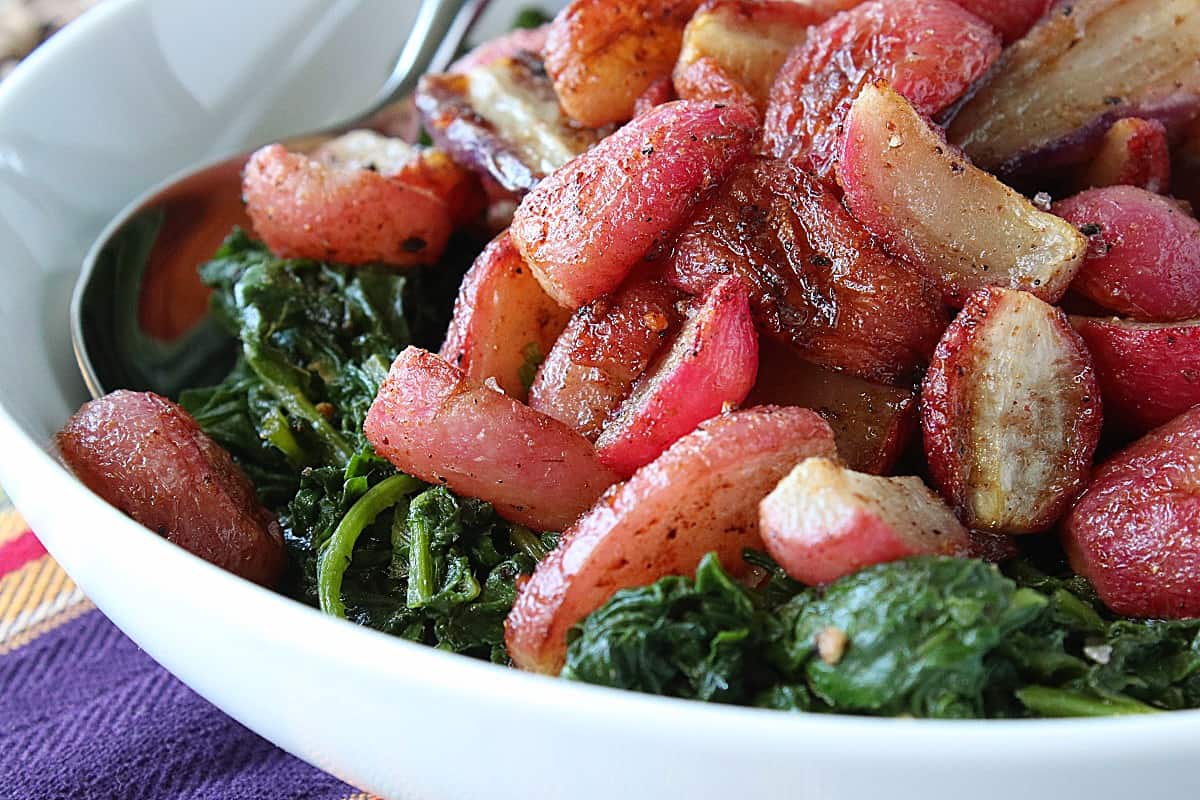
[564,555,1200,718]
[181,230,550,659]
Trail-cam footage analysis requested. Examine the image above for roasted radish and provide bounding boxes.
[838,83,1086,306]
[1055,186,1200,322]
[529,280,684,441]
[762,0,1000,179]
[57,391,285,586]
[363,347,619,531]
[505,406,837,673]
[949,0,1200,177]
[673,0,822,111]
[595,276,759,478]
[922,288,1102,534]
[668,157,945,384]
[242,143,452,267]
[511,100,758,309]
[1072,316,1200,435]
[417,53,606,195]
[439,231,572,400]
[760,457,972,586]
[544,0,701,127]
[746,338,916,475]
[1065,406,1200,618]
[1074,117,1171,194]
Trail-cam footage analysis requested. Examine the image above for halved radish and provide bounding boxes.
[505,406,837,674]
[439,231,572,401]
[529,279,684,441]
[949,0,1200,177]
[511,100,758,309]
[363,347,619,531]
[1071,316,1200,435]
[760,457,972,586]
[595,276,758,478]
[242,143,453,267]
[838,83,1086,306]
[922,288,1102,534]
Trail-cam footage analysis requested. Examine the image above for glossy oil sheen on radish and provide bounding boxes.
[762,0,1000,180]
[1072,316,1200,435]
[505,406,837,674]
[922,288,1101,534]
[949,0,1200,176]
[511,100,759,309]
[595,276,758,478]
[1065,406,1200,619]
[57,391,285,586]
[439,231,572,401]
[669,157,945,384]
[838,83,1086,306]
[1055,186,1200,322]
[529,280,684,441]
[363,347,619,532]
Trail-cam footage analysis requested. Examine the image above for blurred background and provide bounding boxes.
[0,0,96,79]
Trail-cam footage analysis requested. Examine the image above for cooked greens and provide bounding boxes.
[181,230,551,661]
[564,554,1200,718]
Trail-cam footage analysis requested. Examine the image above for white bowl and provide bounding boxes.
[1,2,1198,798]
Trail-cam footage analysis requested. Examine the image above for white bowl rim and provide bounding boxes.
[1,0,1199,768]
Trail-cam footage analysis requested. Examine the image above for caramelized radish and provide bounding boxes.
[1074,117,1171,194]
[595,276,759,478]
[511,100,758,309]
[838,83,1086,306]
[922,288,1102,534]
[529,280,684,441]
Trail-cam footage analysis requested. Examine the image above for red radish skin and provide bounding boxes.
[762,0,1000,180]
[544,0,703,127]
[1072,316,1200,435]
[633,76,677,118]
[922,288,1102,534]
[951,0,1052,44]
[760,457,972,586]
[838,83,1086,306]
[668,157,945,384]
[242,143,453,267]
[595,276,759,478]
[505,406,837,674]
[1055,186,1200,322]
[1075,117,1171,194]
[746,338,916,475]
[1064,406,1200,618]
[511,100,759,309]
[56,391,285,586]
[529,280,684,441]
[672,57,759,113]
[363,348,619,531]
[439,232,572,401]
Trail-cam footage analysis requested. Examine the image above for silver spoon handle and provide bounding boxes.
[368,0,492,114]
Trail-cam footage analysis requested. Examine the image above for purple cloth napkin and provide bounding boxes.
[0,608,365,800]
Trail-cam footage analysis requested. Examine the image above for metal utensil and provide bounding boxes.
[71,0,490,399]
